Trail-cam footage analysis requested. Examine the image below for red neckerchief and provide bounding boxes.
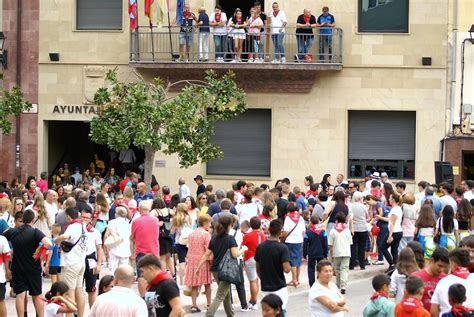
[183,11,191,19]
[86,223,95,233]
[451,305,472,317]
[303,15,310,24]
[334,223,346,233]
[28,188,35,194]
[147,271,173,290]
[163,194,172,204]
[69,219,82,226]
[41,297,66,308]
[273,10,279,17]
[309,224,323,235]
[370,291,388,300]
[452,267,470,279]
[305,190,317,199]
[399,297,423,312]
[215,12,221,22]
[286,211,300,224]
[0,193,8,199]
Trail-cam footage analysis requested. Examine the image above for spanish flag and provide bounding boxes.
[144,0,160,25]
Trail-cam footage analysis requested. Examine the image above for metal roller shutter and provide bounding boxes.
[348,111,416,160]
[207,109,271,177]
[77,0,122,30]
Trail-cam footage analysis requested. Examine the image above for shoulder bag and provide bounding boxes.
[217,237,242,284]
[104,225,123,249]
[280,219,299,243]
[61,225,85,253]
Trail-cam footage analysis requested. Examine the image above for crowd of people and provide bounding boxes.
[0,167,473,317]
[172,2,336,63]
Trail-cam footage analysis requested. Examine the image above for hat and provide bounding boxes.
[381,172,388,178]
[194,175,203,181]
[371,172,380,178]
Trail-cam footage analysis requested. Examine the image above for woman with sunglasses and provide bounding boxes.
[197,193,209,216]
[8,197,24,227]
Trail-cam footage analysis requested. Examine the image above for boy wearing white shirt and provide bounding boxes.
[329,212,353,294]
[269,2,287,63]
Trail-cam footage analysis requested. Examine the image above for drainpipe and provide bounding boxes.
[448,0,458,136]
[15,0,22,179]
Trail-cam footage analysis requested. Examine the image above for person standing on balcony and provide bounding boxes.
[317,6,336,63]
[269,2,287,63]
[229,9,247,63]
[209,5,227,62]
[247,7,264,63]
[177,3,197,62]
[296,9,317,62]
[197,7,210,62]
[253,2,267,61]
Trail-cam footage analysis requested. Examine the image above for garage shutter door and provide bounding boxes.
[207,109,271,177]
[77,0,122,30]
[348,111,416,160]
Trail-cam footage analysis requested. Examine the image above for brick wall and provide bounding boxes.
[444,137,474,184]
[0,0,39,183]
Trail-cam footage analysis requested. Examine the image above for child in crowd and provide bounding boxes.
[302,209,311,261]
[306,215,328,287]
[0,232,11,316]
[46,224,62,283]
[390,248,420,302]
[394,276,430,317]
[44,281,77,317]
[441,284,474,317]
[328,212,352,294]
[363,274,395,317]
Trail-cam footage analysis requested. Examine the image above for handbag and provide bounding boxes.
[61,226,85,253]
[217,249,242,284]
[104,228,123,249]
[434,218,441,244]
[280,221,299,243]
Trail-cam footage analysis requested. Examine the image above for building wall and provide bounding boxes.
[36,0,448,192]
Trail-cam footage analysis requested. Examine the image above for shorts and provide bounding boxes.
[286,242,303,267]
[244,258,258,281]
[233,33,245,40]
[179,32,193,46]
[175,244,188,263]
[61,263,86,289]
[49,266,61,275]
[83,267,98,293]
[12,270,42,296]
[0,283,5,300]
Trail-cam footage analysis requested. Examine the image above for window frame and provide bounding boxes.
[357,0,410,34]
[76,0,124,31]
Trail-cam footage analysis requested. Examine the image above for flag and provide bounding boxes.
[176,0,184,26]
[128,0,138,30]
[156,0,166,25]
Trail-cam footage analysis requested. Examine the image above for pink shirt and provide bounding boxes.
[37,179,48,193]
[131,214,160,256]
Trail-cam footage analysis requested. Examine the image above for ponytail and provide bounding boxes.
[215,214,233,236]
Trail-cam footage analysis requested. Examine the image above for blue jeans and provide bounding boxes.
[319,34,333,62]
[214,34,226,59]
[297,35,314,61]
[271,33,285,60]
[377,226,388,261]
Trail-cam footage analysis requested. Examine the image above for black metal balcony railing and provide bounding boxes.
[130,26,343,65]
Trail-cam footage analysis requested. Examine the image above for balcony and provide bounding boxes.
[129,26,343,92]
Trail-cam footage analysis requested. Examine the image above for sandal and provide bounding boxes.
[286,281,296,286]
[295,281,301,287]
[191,306,201,313]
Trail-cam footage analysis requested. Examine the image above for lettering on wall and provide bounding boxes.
[52,105,98,114]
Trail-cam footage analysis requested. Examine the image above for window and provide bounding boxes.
[358,0,409,33]
[348,111,416,179]
[77,0,122,30]
[207,109,271,177]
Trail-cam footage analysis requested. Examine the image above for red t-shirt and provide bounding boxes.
[131,214,160,256]
[242,230,266,262]
[411,269,447,311]
[119,178,130,192]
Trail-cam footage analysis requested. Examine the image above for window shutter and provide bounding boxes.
[77,0,122,30]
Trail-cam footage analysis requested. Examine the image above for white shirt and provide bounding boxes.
[389,206,403,233]
[45,201,58,228]
[60,222,87,267]
[210,11,228,34]
[436,217,458,235]
[463,190,474,201]
[45,302,64,317]
[431,273,474,316]
[89,286,148,317]
[85,227,102,269]
[439,195,458,214]
[0,236,11,283]
[178,184,191,200]
[236,202,259,224]
[269,10,287,34]
[283,214,306,244]
[390,269,407,303]
[328,226,352,257]
[108,217,132,258]
[308,281,344,317]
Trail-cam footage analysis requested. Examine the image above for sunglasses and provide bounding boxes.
[201,197,207,200]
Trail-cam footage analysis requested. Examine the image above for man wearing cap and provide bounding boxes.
[194,175,206,197]
[380,172,392,185]
[365,172,380,192]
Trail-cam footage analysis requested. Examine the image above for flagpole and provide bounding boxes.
[167,8,174,59]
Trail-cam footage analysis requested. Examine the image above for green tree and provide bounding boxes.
[90,69,246,185]
[0,85,32,135]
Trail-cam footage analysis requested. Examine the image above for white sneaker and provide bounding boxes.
[281,57,287,63]
[256,58,264,63]
[248,59,254,63]
[249,303,258,310]
[240,307,252,312]
[230,59,237,63]
[271,59,279,63]
[373,260,384,265]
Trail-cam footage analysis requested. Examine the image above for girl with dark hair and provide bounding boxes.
[184,195,199,229]
[389,248,419,302]
[304,175,314,194]
[320,174,331,192]
[151,198,175,277]
[261,294,284,317]
[383,183,395,207]
[377,194,403,273]
[323,191,348,234]
[195,214,247,316]
[407,241,425,269]
[415,205,437,258]
[456,199,473,240]
[434,205,459,250]
[229,9,247,62]
[98,275,114,295]
[44,281,77,316]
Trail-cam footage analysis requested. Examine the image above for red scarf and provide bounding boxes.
[215,13,221,22]
[0,193,8,199]
[147,271,173,290]
[305,190,317,199]
[399,297,423,313]
[370,291,388,300]
[41,297,65,308]
[451,305,472,317]
[286,211,300,224]
[309,224,323,235]
[334,223,346,233]
[183,11,191,19]
[303,15,310,24]
[452,267,470,279]
[273,10,279,17]
[67,219,93,232]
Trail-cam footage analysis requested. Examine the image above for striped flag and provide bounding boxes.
[144,0,160,25]
[128,0,137,30]
[156,0,167,25]
[176,0,184,26]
